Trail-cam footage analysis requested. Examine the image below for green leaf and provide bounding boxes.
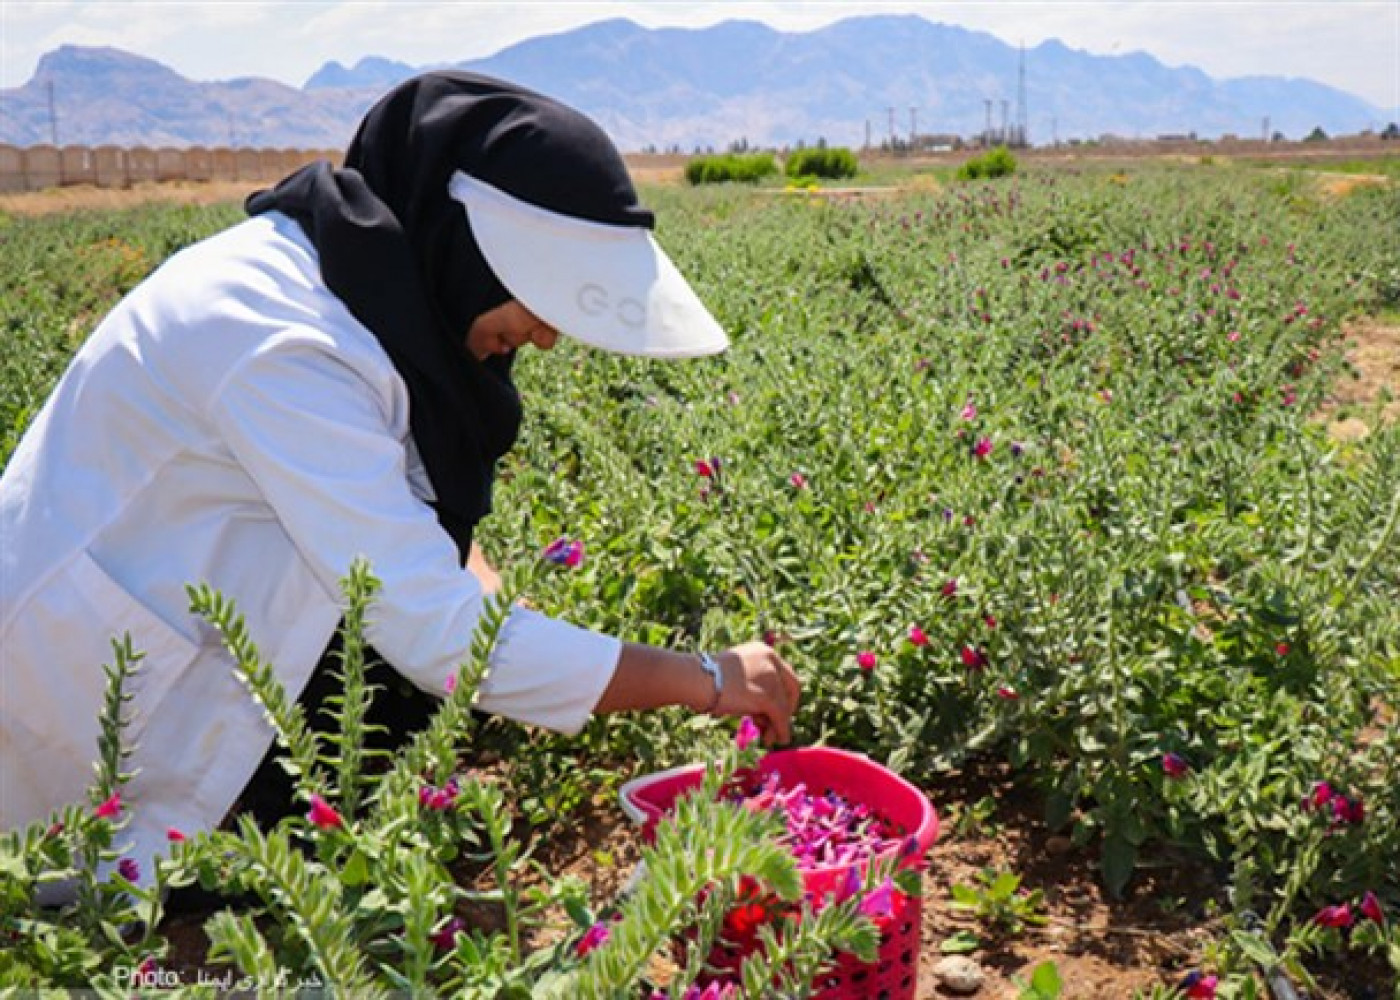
[1100,833,1137,899]
[1030,960,1063,997]
[940,930,981,954]
[340,848,368,887]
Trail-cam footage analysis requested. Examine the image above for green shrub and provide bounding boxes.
[784,147,859,182]
[684,152,778,186]
[956,146,1018,181]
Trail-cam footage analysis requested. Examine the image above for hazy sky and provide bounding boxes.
[3,1,1397,110]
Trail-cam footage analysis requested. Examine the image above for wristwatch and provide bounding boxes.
[698,652,724,714]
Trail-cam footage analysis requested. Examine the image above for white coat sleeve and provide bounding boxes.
[207,335,620,734]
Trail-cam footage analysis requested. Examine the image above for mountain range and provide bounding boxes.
[1,16,1390,151]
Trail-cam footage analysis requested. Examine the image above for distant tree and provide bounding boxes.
[1304,126,1329,142]
[1272,131,1286,143]
[1382,123,1400,141]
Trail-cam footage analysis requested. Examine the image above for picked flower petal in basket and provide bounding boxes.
[620,746,939,1000]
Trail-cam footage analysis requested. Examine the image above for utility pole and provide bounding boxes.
[46,80,58,146]
[984,98,993,148]
[865,119,872,149]
[909,107,917,147]
[1000,100,1009,146]
[887,106,896,145]
[1262,116,1270,143]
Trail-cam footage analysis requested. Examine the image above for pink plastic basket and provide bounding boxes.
[619,747,939,1000]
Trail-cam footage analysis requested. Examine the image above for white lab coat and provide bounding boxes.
[0,211,621,887]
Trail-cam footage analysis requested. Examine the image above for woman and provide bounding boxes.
[0,72,799,893]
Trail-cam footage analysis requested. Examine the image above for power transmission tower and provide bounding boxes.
[910,107,918,147]
[984,99,993,148]
[1000,100,1009,146]
[888,106,896,145]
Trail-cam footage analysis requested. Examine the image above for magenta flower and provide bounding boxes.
[858,878,898,922]
[856,650,878,671]
[306,794,343,830]
[1181,971,1219,999]
[444,672,458,695]
[165,827,186,842]
[996,685,1019,700]
[789,472,807,489]
[960,645,987,670]
[117,857,140,882]
[419,779,459,812]
[972,436,994,459]
[960,401,978,421]
[93,792,122,820]
[1275,642,1290,656]
[575,920,611,957]
[1360,891,1385,925]
[1331,795,1364,826]
[1304,780,1335,812]
[543,537,584,568]
[941,578,958,599]
[735,716,760,751]
[695,458,718,479]
[431,916,465,950]
[1314,903,1354,928]
[1162,752,1190,778]
[907,625,929,648]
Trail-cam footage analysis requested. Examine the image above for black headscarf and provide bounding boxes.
[246,72,653,560]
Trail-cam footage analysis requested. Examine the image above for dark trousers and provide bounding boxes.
[231,638,440,828]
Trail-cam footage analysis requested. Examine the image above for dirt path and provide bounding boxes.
[1319,317,1400,440]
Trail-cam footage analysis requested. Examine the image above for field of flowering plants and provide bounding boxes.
[1,159,1398,998]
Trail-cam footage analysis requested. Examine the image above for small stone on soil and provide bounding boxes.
[933,954,986,994]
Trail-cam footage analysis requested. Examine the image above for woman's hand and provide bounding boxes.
[712,642,802,745]
[594,641,802,745]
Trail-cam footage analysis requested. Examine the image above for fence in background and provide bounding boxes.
[0,145,341,194]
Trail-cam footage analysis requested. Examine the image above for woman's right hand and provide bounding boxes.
[712,642,802,745]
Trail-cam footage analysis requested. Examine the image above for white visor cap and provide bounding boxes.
[448,171,728,359]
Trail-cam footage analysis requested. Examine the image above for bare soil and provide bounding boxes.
[1318,318,1400,440]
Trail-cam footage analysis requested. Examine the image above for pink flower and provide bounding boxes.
[1331,795,1364,825]
[165,827,186,842]
[1275,642,1290,656]
[960,645,987,670]
[419,779,459,812]
[543,537,584,568]
[972,436,994,459]
[93,792,122,820]
[960,401,978,421]
[858,878,898,922]
[444,672,458,695]
[695,458,718,479]
[1304,780,1335,812]
[996,685,1019,700]
[789,472,807,489]
[575,920,611,957]
[907,625,929,648]
[856,650,878,671]
[117,857,140,882]
[941,578,958,599]
[1227,331,1241,342]
[1360,891,1385,925]
[1314,903,1354,929]
[1162,752,1190,778]
[1180,971,1219,999]
[431,916,465,950]
[306,794,343,830]
[983,613,998,629]
[735,716,760,751]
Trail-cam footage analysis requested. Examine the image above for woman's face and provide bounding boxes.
[464,300,560,360]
